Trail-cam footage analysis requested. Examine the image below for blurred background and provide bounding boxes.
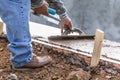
[30,0,120,42]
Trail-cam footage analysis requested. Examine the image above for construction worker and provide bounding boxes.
[0,0,73,69]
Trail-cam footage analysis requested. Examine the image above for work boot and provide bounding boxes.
[24,55,52,68]
[12,55,52,70]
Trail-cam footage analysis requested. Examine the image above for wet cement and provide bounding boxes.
[48,39,120,63]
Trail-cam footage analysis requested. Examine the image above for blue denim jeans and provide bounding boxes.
[0,0,33,67]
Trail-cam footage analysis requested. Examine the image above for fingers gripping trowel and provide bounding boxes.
[46,8,95,40]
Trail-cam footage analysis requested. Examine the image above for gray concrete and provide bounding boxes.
[30,0,120,42]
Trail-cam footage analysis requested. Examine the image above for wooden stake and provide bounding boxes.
[0,22,3,35]
[90,29,104,67]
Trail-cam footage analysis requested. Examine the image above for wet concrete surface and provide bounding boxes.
[48,39,120,63]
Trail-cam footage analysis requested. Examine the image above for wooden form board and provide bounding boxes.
[0,22,3,35]
[90,29,104,67]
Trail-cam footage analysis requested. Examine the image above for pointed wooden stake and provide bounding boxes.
[90,29,104,67]
[0,22,3,35]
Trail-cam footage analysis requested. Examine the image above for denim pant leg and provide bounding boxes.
[0,0,33,67]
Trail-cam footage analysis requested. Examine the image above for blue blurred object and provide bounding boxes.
[48,7,56,15]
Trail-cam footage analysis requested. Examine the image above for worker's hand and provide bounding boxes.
[33,1,49,16]
[59,17,74,35]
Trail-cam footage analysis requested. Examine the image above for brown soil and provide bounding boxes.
[0,38,120,80]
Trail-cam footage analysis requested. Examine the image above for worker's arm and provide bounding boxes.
[46,0,73,34]
[31,0,73,34]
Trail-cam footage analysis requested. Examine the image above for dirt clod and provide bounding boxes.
[66,69,91,80]
[105,68,118,75]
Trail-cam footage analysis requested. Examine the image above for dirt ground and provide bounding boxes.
[0,38,120,80]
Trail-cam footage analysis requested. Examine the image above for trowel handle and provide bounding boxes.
[48,8,56,15]
[63,28,84,35]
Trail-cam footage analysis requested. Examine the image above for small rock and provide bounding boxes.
[105,75,112,79]
[0,48,3,52]
[37,47,41,51]
[10,73,18,80]
[57,77,64,80]
[95,78,99,80]
[105,68,118,75]
[0,69,3,72]
[52,76,59,80]
[37,52,42,54]
[99,70,106,77]
[66,69,91,80]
